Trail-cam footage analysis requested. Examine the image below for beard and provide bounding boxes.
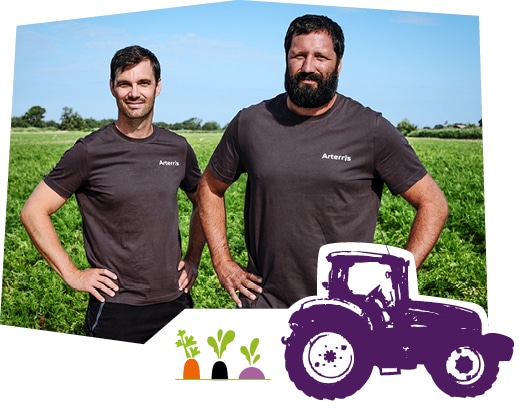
[284,68,339,109]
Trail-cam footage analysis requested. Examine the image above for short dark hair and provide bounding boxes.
[110,45,161,83]
[284,14,345,60]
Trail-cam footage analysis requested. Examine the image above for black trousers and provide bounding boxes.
[85,292,193,344]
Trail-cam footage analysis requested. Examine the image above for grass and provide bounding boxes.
[0,130,486,335]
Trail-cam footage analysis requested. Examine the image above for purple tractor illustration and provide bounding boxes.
[282,243,514,400]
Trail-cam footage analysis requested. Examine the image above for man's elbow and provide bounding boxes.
[19,203,31,229]
[440,196,449,224]
[199,168,229,199]
[434,187,449,226]
[19,198,45,231]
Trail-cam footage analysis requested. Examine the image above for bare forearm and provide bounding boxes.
[405,204,447,269]
[199,196,233,270]
[22,214,118,301]
[198,175,234,273]
[21,210,80,282]
[20,181,118,301]
[198,171,262,306]
[401,173,449,269]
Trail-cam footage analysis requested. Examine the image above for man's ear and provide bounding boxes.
[109,80,115,97]
[155,78,162,97]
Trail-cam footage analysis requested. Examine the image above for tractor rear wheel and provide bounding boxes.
[284,316,372,400]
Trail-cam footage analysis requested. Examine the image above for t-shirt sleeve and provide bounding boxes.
[43,140,88,199]
[374,115,427,195]
[207,112,243,184]
[180,142,202,194]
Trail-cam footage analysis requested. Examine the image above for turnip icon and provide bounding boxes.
[207,329,235,379]
[239,338,265,379]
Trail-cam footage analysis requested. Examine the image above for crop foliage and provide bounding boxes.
[1,131,486,335]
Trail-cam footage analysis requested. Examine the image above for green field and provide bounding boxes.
[0,130,486,335]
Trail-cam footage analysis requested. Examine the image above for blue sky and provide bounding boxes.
[10,0,481,129]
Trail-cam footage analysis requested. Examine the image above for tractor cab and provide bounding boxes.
[324,250,410,303]
[322,251,410,327]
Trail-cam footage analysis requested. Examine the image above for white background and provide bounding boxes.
[1,1,518,414]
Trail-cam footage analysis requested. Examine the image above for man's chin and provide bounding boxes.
[288,93,334,109]
[124,108,151,119]
[298,80,319,89]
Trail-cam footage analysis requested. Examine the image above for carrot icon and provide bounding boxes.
[176,329,201,379]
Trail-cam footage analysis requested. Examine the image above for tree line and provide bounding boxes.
[11,105,225,131]
[12,105,482,139]
[397,118,482,140]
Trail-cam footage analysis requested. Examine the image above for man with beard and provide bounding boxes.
[198,15,448,308]
[20,45,205,342]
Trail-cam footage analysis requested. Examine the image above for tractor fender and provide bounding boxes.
[480,332,514,362]
[282,297,373,346]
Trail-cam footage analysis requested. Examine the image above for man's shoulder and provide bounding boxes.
[335,94,381,117]
[241,93,285,115]
[76,123,116,145]
[153,125,190,145]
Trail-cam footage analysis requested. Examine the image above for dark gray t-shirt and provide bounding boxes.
[209,93,427,308]
[44,123,201,306]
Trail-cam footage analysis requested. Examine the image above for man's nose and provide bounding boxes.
[128,84,140,98]
[301,56,316,73]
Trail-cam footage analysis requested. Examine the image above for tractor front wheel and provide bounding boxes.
[425,341,500,397]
